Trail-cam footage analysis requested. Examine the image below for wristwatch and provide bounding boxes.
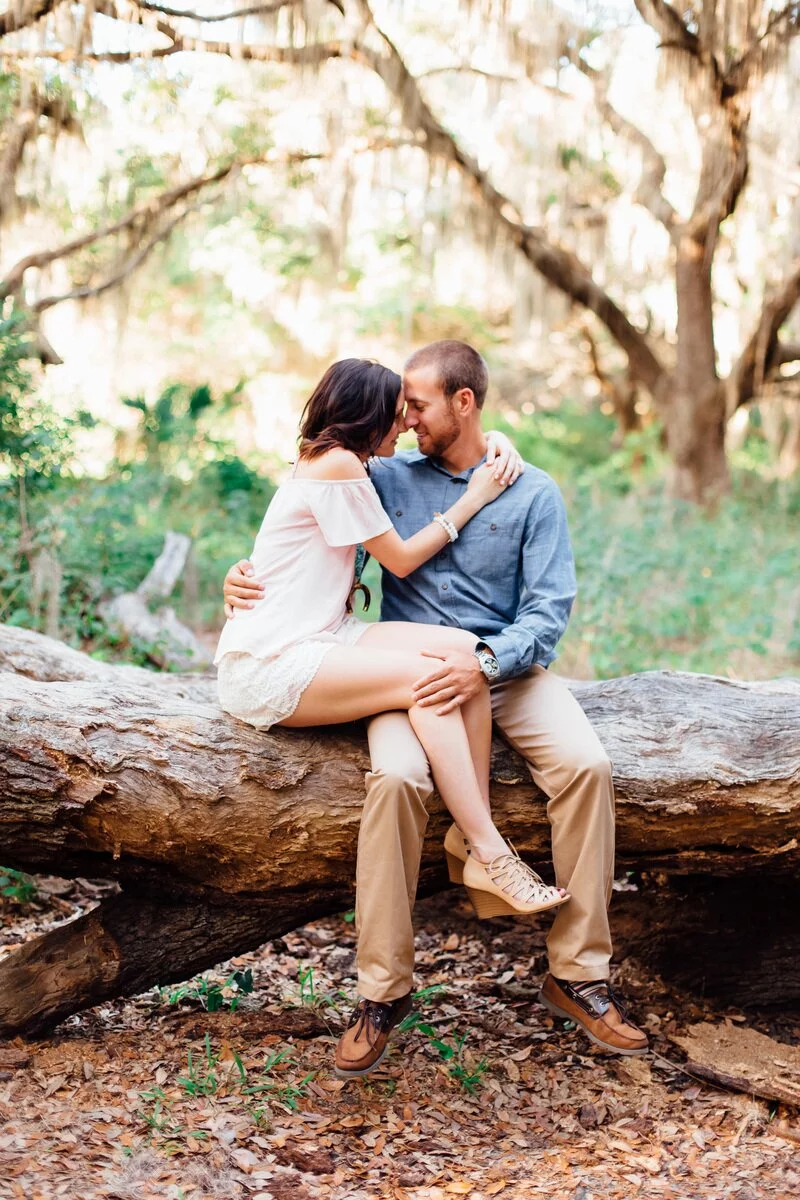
[474,641,501,681]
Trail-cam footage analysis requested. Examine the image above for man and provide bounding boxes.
[223,340,648,1075]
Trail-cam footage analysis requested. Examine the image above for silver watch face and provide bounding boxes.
[478,651,500,679]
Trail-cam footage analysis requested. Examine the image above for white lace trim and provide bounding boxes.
[217,642,336,729]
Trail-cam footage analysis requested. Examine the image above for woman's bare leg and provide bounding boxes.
[358,622,491,810]
[281,640,507,861]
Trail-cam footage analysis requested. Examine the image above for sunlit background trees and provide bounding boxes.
[1,0,798,676]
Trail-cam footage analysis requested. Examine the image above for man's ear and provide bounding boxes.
[456,387,477,415]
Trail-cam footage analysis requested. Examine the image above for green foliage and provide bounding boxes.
[140,1036,315,1142]
[0,311,97,493]
[561,473,800,679]
[0,867,38,906]
[241,1046,316,1117]
[137,1088,201,1153]
[398,985,489,1091]
[177,1033,229,1097]
[161,968,254,1013]
[0,373,276,650]
[402,1014,490,1093]
[482,401,630,485]
[354,292,501,347]
[296,964,336,1010]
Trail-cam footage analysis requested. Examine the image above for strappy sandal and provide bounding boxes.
[462,846,570,919]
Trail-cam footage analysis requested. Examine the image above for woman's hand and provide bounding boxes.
[485,430,524,484]
[223,559,263,618]
[466,462,509,506]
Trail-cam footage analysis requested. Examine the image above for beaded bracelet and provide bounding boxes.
[433,511,459,542]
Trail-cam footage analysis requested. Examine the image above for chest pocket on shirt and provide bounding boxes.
[466,505,514,540]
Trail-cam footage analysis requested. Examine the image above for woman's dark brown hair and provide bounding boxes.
[298,359,401,460]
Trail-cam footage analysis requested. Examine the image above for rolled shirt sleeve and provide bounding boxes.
[480,479,577,681]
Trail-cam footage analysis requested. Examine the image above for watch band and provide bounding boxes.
[474,643,500,680]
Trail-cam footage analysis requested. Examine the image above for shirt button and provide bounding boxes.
[395,510,403,516]
[490,522,497,531]
[442,583,449,590]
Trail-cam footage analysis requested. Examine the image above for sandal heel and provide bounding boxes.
[445,850,465,885]
[465,886,517,919]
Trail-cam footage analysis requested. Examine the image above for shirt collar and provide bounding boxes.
[403,448,488,480]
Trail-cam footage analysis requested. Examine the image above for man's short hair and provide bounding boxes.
[404,340,489,409]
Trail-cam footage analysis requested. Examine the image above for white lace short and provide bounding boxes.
[216,616,371,730]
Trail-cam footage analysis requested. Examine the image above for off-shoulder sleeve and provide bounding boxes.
[306,478,393,547]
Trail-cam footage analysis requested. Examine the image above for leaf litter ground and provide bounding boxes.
[1,879,798,1200]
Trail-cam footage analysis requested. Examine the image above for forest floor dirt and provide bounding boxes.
[1,879,798,1200]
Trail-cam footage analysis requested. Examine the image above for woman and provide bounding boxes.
[215,359,568,918]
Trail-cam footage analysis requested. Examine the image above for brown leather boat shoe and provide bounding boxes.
[540,973,649,1056]
[334,993,413,1079]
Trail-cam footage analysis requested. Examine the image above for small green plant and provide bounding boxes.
[396,983,446,1033]
[404,1013,489,1093]
[242,1046,316,1118]
[137,1087,210,1154]
[0,867,38,906]
[296,964,334,1010]
[396,986,487,1090]
[177,1033,226,1097]
[161,968,253,1013]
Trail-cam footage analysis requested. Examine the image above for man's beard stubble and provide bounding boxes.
[419,401,461,459]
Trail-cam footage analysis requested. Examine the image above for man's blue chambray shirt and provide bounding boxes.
[369,449,577,682]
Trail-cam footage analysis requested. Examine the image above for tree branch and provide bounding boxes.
[416,64,518,84]
[1,150,322,304]
[29,207,192,313]
[132,0,344,20]
[350,2,667,397]
[633,0,699,56]
[0,0,59,35]
[134,0,309,20]
[2,27,344,65]
[575,57,679,236]
[0,92,81,223]
[728,260,800,410]
[727,3,800,92]
[774,341,800,368]
[6,0,668,395]
[0,160,236,298]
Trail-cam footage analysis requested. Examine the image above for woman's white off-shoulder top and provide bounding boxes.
[213,475,392,666]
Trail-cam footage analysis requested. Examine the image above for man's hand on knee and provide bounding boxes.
[412,649,486,715]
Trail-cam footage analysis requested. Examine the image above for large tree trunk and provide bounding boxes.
[0,625,798,1036]
[665,238,730,503]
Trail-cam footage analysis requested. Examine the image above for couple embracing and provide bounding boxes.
[216,339,647,1079]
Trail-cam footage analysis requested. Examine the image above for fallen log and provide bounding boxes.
[0,624,798,1036]
[670,1021,800,1107]
[98,531,211,671]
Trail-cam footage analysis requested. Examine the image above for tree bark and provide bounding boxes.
[99,531,211,670]
[0,625,798,1035]
[0,892,337,1039]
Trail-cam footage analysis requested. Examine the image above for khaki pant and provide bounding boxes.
[354,665,615,1002]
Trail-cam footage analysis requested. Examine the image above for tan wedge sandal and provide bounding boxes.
[465,847,569,919]
[444,823,569,918]
[443,823,470,884]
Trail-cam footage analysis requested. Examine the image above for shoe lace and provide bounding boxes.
[485,844,560,903]
[347,999,391,1047]
[571,980,631,1021]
